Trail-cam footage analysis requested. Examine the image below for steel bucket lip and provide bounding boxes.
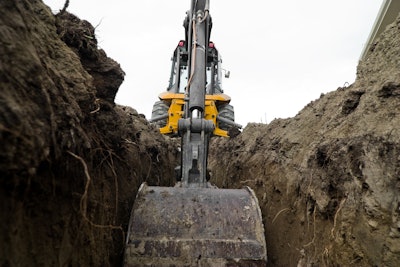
[124,182,267,265]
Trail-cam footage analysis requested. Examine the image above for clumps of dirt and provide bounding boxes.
[56,11,125,103]
[209,13,400,267]
[0,1,178,266]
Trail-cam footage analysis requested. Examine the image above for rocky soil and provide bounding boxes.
[1,0,400,266]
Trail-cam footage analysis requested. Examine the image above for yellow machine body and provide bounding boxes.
[158,91,231,137]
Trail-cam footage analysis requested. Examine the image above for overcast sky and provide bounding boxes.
[45,0,382,126]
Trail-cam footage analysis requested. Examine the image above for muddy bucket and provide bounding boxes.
[124,183,267,266]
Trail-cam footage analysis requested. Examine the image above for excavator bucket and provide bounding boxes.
[124,183,267,266]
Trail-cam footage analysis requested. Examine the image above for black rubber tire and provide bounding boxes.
[151,100,169,127]
[218,104,235,131]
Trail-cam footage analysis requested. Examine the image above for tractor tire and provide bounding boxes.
[151,100,169,127]
[218,104,235,131]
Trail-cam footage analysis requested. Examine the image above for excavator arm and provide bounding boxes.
[124,1,267,265]
[178,0,214,187]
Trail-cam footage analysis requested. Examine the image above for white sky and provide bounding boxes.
[45,0,382,126]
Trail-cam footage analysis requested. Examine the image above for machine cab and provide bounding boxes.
[151,40,235,137]
[167,40,224,95]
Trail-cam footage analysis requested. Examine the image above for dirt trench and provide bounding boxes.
[1,1,400,266]
[209,13,400,267]
[0,1,178,266]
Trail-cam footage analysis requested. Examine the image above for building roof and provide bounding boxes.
[360,0,400,60]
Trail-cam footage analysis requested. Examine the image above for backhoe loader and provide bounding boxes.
[149,3,240,137]
[124,1,267,266]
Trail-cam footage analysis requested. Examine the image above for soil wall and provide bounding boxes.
[209,13,400,267]
[0,1,178,266]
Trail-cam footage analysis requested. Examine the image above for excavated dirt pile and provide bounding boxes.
[0,1,178,266]
[209,13,400,267]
